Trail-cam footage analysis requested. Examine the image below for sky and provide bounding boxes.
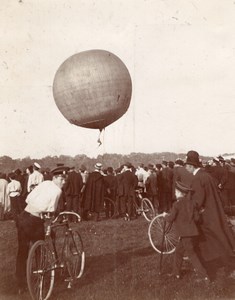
[1,0,235,159]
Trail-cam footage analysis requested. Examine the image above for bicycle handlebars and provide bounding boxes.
[53,211,81,224]
[40,211,82,223]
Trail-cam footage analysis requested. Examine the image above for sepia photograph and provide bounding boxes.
[1,1,235,299]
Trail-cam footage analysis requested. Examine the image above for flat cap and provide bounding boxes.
[51,166,70,177]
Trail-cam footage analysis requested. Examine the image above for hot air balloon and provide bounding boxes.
[52,49,132,132]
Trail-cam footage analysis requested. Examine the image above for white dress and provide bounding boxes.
[0,179,11,219]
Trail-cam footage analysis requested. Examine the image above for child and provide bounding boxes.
[163,181,208,282]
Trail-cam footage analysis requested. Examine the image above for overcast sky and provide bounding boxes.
[1,0,235,159]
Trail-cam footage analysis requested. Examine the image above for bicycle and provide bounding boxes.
[148,213,179,254]
[26,211,85,300]
[133,189,156,222]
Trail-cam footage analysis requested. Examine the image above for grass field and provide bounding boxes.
[1,217,235,300]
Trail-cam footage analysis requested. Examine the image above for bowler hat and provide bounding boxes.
[107,166,114,173]
[124,162,132,168]
[175,159,184,166]
[185,150,200,167]
[175,181,193,194]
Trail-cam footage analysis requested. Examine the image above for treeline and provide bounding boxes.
[0,152,213,174]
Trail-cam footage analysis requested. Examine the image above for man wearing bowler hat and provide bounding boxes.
[15,166,69,294]
[185,150,235,280]
[121,162,138,221]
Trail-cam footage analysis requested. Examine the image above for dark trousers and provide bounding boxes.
[160,191,172,212]
[10,196,22,222]
[104,197,114,218]
[126,195,134,217]
[173,237,207,278]
[118,196,126,217]
[66,195,80,221]
[16,211,44,288]
[148,194,159,210]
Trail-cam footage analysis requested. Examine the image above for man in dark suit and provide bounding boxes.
[145,164,158,210]
[103,167,117,218]
[115,166,125,218]
[185,150,235,279]
[64,166,83,222]
[160,160,173,212]
[120,162,138,220]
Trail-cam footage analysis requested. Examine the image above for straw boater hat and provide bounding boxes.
[94,162,102,170]
[34,162,41,169]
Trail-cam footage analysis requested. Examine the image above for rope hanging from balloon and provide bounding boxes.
[97,128,105,147]
[97,128,106,166]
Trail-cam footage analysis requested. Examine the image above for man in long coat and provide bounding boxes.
[82,163,105,221]
[184,150,235,278]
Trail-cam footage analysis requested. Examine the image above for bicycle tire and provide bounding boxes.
[99,197,116,220]
[141,198,155,222]
[64,230,85,280]
[27,240,55,300]
[148,214,179,254]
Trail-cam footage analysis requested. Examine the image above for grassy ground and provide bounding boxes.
[1,217,235,300]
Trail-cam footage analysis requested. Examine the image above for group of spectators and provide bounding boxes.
[1,150,235,291]
[1,154,235,222]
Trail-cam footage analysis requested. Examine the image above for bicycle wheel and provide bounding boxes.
[99,197,116,220]
[141,198,155,222]
[64,230,85,280]
[27,240,55,300]
[148,214,179,254]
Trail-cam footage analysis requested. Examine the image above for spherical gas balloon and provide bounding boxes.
[53,49,132,130]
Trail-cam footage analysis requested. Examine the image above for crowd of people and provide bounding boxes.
[1,150,235,292]
[1,154,235,222]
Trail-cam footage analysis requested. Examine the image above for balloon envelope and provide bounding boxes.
[53,49,132,130]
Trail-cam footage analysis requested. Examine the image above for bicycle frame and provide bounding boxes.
[133,190,143,213]
[133,190,156,222]
[27,211,84,300]
[47,211,82,264]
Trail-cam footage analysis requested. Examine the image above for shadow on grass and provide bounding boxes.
[69,246,153,286]
[52,246,154,297]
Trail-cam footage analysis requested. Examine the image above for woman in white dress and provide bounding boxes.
[0,173,10,220]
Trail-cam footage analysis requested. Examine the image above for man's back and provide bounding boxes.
[122,170,138,195]
[65,171,83,196]
[25,180,62,214]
